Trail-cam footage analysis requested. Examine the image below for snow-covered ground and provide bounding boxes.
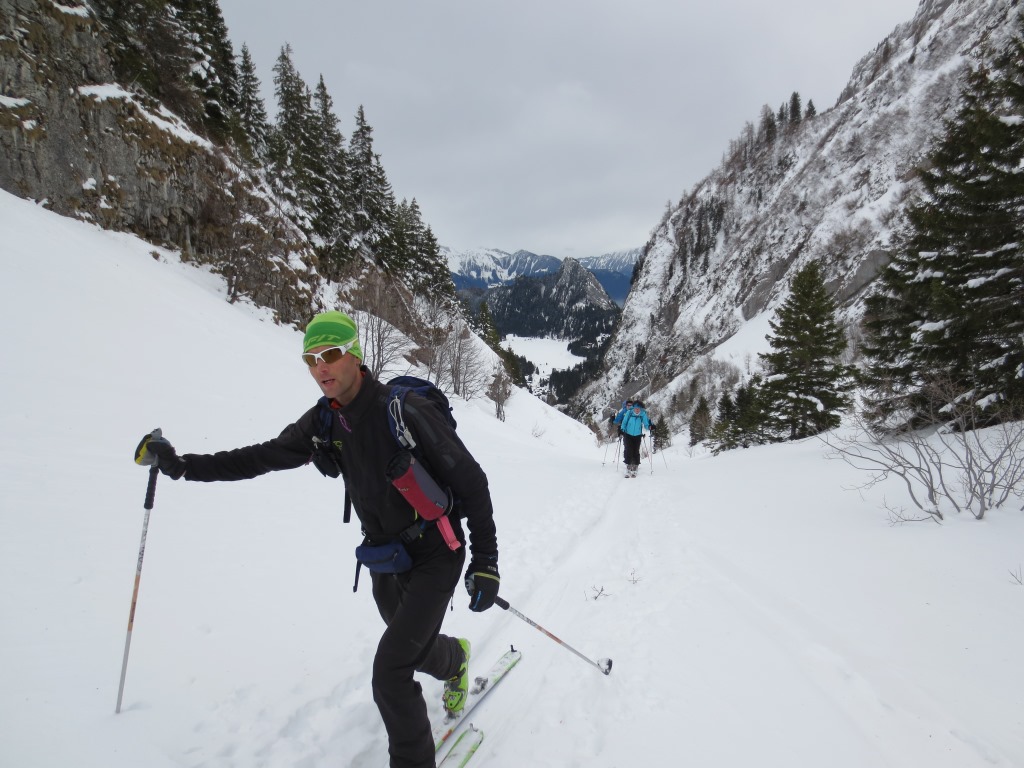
[501,334,586,395]
[1,189,1022,767]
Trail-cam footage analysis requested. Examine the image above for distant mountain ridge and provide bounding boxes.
[487,258,620,357]
[443,245,640,305]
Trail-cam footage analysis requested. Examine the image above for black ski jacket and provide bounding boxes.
[181,368,498,559]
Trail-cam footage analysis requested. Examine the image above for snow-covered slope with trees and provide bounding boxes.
[582,0,1016,425]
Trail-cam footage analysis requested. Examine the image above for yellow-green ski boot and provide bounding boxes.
[442,638,471,718]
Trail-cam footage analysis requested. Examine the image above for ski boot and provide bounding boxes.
[442,638,471,718]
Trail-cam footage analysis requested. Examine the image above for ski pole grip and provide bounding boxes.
[495,596,510,610]
[144,466,158,510]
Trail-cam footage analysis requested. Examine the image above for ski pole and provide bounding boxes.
[117,436,161,714]
[494,596,612,675]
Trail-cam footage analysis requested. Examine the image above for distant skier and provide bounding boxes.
[613,399,651,478]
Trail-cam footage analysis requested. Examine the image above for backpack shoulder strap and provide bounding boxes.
[387,385,417,450]
[316,396,353,524]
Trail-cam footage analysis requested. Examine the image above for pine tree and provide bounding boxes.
[759,261,854,439]
[805,99,817,119]
[788,91,802,129]
[476,301,501,350]
[93,0,199,123]
[269,44,319,224]
[863,25,1024,426]
[348,105,398,262]
[235,44,270,161]
[309,75,354,273]
[688,395,712,446]
[170,0,238,142]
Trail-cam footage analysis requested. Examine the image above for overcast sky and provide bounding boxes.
[217,0,923,259]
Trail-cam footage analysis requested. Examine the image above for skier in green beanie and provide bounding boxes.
[136,309,500,768]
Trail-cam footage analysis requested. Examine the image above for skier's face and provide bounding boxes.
[307,344,362,405]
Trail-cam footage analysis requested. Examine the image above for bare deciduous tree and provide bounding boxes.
[445,320,488,400]
[487,362,513,421]
[345,269,415,380]
[414,290,453,385]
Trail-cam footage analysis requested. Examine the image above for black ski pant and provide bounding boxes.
[370,526,466,768]
[622,433,642,466]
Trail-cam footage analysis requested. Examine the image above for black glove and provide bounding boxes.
[135,429,187,480]
[464,557,500,612]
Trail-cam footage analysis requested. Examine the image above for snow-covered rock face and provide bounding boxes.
[583,0,1016,422]
[443,246,562,288]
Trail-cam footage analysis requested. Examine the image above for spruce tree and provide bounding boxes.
[863,26,1024,426]
[788,91,802,129]
[93,0,198,122]
[270,44,321,227]
[476,301,501,351]
[235,44,270,162]
[708,391,737,453]
[348,106,398,262]
[759,261,854,440]
[310,75,355,273]
[689,395,712,446]
[170,0,238,142]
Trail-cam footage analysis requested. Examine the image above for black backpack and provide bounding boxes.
[312,375,457,522]
[385,375,457,450]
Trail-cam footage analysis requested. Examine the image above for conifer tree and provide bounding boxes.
[863,26,1024,426]
[805,99,817,119]
[348,105,398,262]
[759,261,854,439]
[309,75,355,273]
[708,391,736,453]
[93,0,198,122]
[476,301,501,351]
[689,395,712,446]
[269,44,319,223]
[788,91,802,129]
[170,0,238,142]
[235,44,270,161]
[758,104,777,145]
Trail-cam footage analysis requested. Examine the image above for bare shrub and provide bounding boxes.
[821,406,1024,523]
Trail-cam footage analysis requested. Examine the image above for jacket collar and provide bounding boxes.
[325,366,380,429]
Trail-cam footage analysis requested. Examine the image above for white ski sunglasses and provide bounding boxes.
[301,340,356,367]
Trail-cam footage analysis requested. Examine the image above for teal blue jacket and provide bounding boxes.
[614,405,651,437]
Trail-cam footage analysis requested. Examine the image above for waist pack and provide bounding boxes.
[354,539,413,574]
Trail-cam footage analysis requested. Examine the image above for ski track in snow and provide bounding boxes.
[464,450,1013,768]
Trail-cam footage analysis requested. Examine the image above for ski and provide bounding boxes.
[433,647,522,752]
[437,725,484,767]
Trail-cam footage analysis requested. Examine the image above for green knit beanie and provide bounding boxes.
[302,311,363,360]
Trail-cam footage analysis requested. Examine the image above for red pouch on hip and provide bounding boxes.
[386,451,461,551]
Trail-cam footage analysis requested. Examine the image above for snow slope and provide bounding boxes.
[1,190,1022,767]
